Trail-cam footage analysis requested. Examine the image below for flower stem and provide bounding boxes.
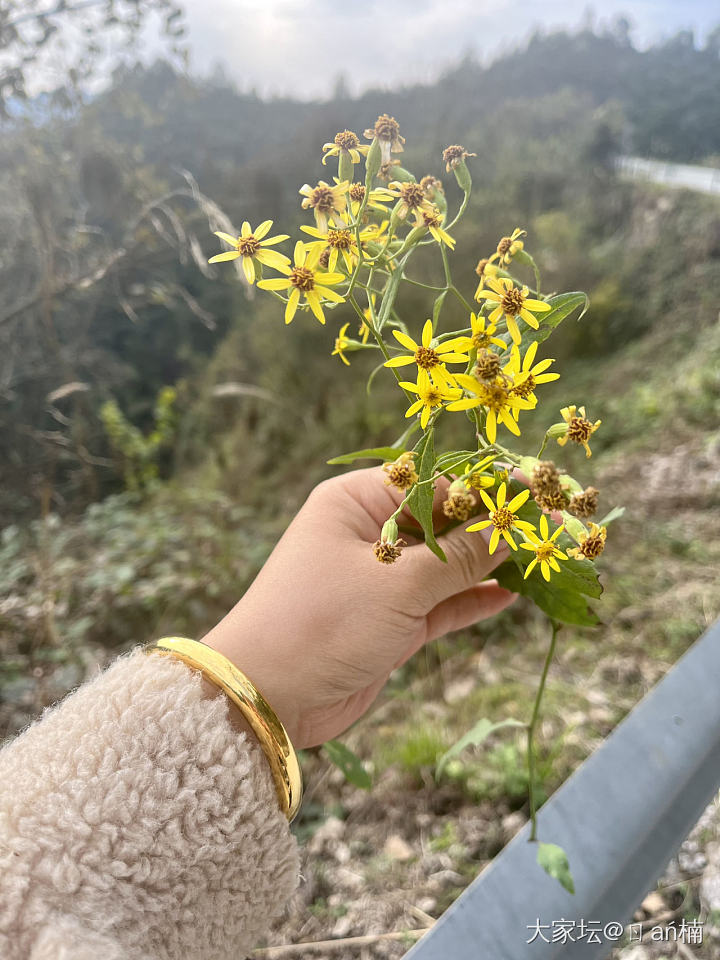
[527,620,560,842]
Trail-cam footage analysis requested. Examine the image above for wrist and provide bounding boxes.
[201,614,303,746]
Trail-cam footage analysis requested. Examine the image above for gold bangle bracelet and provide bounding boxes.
[144,637,303,821]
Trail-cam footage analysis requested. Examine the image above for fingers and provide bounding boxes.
[401,520,512,608]
[425,580,518,643]
[393,581,517,668]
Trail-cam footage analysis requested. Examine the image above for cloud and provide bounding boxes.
[174,0,717,98]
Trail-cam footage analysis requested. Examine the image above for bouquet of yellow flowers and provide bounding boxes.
[208,114,623,890]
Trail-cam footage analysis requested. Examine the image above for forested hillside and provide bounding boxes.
[2,24,719,524]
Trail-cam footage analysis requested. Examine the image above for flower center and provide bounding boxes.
[501,287,525,315]
[474,351,501,381]
[580,534,605,559]
[536,541,556,561]
[328,229,354,250]
[475,258,490,277]
[290,266,315,291]
[512,374,536,398]
[422,209,442,228]
[415,346,440,369]
[478,378,510,412]
[237,235,260,256]
[497,236,512,255]
[491,506,517,531]
[401,183,425,209]
[349,183,366,202]
[568,416,594,442]
[423,387,443,407]
[334,130,360,150]
[374,114,400,141]
[309,186,336,213]
[443,145,465,164]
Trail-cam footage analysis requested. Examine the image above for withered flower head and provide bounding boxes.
[535,489,570,513]
[442,489,476,522]
[420,175,444,198]
[373,536,407,564]
[382,451,419,490]
[442,144,476,172]
[364,114,405,163]
[377,159,401,182]
[531,460,561,496]
[568,486,600,519]
[474,350,502,381]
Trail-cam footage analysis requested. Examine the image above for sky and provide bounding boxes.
[170,0,719,99]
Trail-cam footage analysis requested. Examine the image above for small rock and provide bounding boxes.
[443,676,475,704]
[383,834,414,862]
[617,947,650,960]
[333,842,351,865]
[416,897,437,916]
[307,815,345,853]
[331,915,354,939]
[640,891,666,914]
[501,811,527,841]
[428,869,465,890]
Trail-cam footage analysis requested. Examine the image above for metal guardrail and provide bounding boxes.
[617,155,720,196]
[407,619,720,960]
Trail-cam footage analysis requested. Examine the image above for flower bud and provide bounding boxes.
[452,159,472,194]
[365,138,382,186]
[381,518,400,543]
[338,150,354,186]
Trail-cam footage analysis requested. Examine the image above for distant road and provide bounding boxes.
[617,155,720,196]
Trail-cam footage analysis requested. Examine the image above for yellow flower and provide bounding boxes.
[519,514,568,581]
[466,481,535,553]
[299,180,350,232]
[504,342,560,416]
[331,323,352,366]
[557,405,602,458]
[208,220,290,284]
[490,228,526,266]
[346,181,394,218]
[475,277,551,346]
[385,318,469,388]
[257,241,345,325]
[465,312,506,353]
[413,206,455,249]
[447,374,534,443]
[462,456,496,491]
[300,218,383,273]
[568,522,607,560]
[387,180,435,221]
[398,369,461,429]
[322,130,369,166]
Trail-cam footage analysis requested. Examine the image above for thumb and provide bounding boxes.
[401,521,511,609]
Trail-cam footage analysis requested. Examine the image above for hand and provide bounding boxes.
[203,467,516,747]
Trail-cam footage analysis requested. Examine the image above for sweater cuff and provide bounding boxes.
[0,648,300,960]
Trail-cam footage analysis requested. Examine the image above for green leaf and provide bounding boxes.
[323,740,372,790]
[501,292,588,351]
[598,505,625,526]
[407,429,446,562]
[537,842,575,894]
[495,560,600,627]
[437,717,525,777]
[328,446,405,465]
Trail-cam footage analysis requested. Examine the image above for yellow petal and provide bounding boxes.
[285,288,300,323]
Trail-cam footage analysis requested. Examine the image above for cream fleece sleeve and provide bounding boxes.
[0,649,300,960]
